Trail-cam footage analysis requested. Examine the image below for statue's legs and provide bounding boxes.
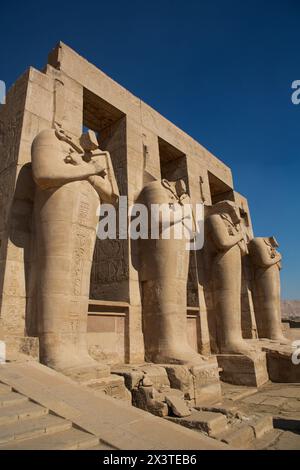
[75,228,100,363]
[37,203,98,371]
[255,266,287,342]
[213,246,252,354]
[37,232,85,370]
[142,277,203,365]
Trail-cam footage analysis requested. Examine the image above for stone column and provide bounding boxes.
[139,179,204,365]
[248,236,287,343]
[205,200,251,355]
[32,127,119,373]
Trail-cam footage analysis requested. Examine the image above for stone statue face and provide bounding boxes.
[162,179,187,199]
[211,200,241,225]
[269,236,279,248]
[229,206,241,225]
[175,179,187,198]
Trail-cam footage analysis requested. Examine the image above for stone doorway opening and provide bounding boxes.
[208,171,234,204]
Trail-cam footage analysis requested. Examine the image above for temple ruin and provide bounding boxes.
[0,42,299,450]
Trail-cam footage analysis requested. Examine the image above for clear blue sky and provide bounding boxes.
[1,0,299,298]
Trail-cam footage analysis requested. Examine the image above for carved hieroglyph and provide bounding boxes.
[139,179,204,365]
[206,201,252,355]
[248,236,287,342]
[32,127,119,372]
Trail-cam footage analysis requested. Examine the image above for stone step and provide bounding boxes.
[167,410,228,437]
[0,383,12,394]
[217,352,269,388]
[0,413,72,444]
[0,392,28,408]
[250,415,273,439]
[217,421,255,448]
[221,383,258,402]
[0,401,49,426]
[216,415,273,448]
[0,362,230,450]
[84,375,131,403]
[252,429,283,450]
[63,364,111,383]
[0,428,99,450]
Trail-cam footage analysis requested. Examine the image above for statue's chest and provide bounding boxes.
[36,180,99,227]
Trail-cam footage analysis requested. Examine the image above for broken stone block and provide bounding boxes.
[111,365,144,390]
[164,365,194,400]
[191,358,222,406]
[219,422,255,448]
[132,386,168,417]
[249,415,273,439]
[142,375,153,387]
[165,394,191,418]
[168,409,228,436]
[81,375,131,403]
[164,359,222,406]
[217,352,269,387]
[140,365,170,389]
